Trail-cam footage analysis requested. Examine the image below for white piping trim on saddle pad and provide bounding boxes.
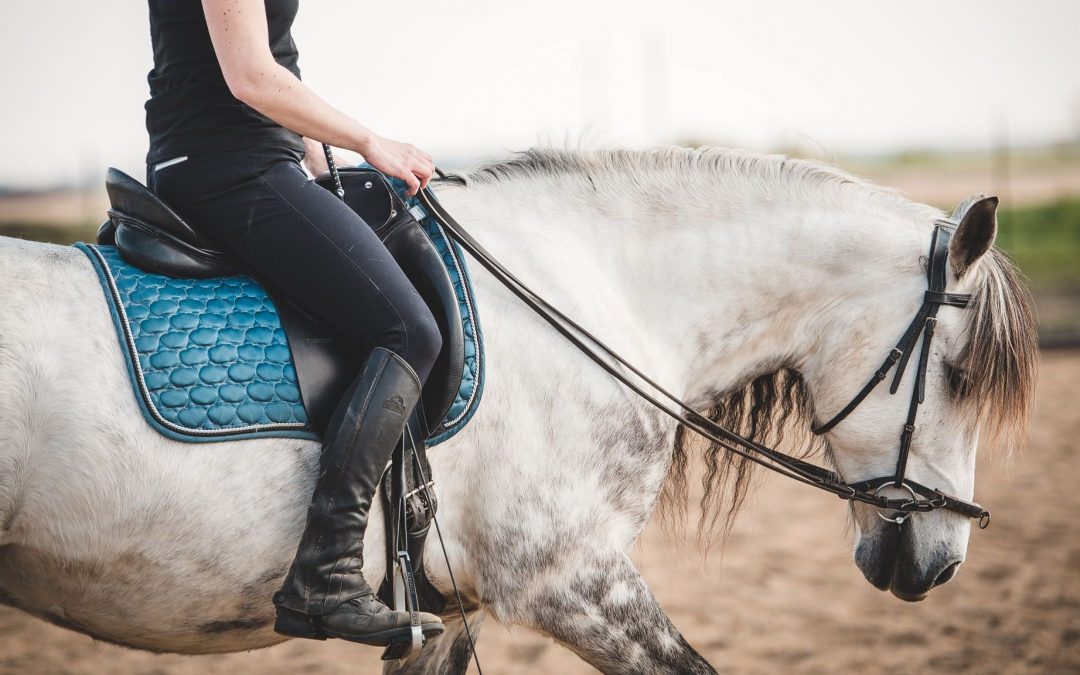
[433,220,483,427]
[153,156,189,172]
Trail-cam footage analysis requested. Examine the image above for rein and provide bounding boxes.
[417,181,990,529]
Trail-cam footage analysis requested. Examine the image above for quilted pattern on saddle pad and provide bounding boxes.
[79,243,314,441]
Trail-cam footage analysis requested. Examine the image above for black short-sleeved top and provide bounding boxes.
[145,0,304,164]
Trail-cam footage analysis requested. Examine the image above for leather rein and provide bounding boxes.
[416,181,991,529]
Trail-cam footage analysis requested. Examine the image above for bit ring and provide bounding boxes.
[872,482,918,524]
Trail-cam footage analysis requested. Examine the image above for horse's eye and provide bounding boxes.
[944,363,971,400]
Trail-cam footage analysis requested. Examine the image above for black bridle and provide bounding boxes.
[810,224,989,527]
[417,184,990,529]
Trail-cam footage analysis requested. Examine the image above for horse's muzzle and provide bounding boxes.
[854,517,964,602]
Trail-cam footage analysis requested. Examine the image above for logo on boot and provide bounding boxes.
[383,394,407,414]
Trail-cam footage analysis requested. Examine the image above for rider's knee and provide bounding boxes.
[402,304,442,379]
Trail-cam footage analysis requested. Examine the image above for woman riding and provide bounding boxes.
[144,0,444,646]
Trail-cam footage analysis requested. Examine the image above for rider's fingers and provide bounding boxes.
[403,172,420,196]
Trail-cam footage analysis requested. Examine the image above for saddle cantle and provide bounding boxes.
[99,168,238,278]
[84,166,484,446]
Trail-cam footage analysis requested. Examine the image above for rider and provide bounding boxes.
[144,0,444,646]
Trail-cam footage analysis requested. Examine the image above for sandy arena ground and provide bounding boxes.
[1,350,1078,674]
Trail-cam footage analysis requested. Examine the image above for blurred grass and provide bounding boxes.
[0,220,99,245]
[997,198,1080,291]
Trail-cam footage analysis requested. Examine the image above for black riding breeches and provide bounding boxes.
[147,146,442,385]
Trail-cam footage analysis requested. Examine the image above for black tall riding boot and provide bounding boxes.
[273,346,443,645]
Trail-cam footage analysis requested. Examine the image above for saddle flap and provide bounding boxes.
[309,167,470,438]
[281,175,467,440]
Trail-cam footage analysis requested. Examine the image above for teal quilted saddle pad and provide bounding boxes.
[76,204,484,444]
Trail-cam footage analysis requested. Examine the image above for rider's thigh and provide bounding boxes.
[152,148,441,382]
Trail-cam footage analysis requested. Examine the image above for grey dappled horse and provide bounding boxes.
[0,147,1037,673]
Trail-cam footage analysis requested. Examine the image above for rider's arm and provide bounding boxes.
[202,0,432,193]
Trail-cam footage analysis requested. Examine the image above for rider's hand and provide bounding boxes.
[358,134,434,196]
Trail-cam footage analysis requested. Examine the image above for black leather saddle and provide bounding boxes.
[97,167,466,441]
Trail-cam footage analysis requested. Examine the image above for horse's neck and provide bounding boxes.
[437,175,920,405]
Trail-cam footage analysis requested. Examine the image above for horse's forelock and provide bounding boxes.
[954,247,1038,450]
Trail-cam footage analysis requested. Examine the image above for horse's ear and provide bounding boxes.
[949,195,998,278]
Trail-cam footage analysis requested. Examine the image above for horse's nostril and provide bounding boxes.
[934,561,960,587]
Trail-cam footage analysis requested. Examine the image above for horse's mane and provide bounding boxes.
[446,146,1039,541]
[442,145,941,221]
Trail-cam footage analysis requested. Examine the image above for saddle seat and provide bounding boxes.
[93,167,482,444]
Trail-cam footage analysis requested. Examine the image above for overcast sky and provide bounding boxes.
[1,0,1077,188]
